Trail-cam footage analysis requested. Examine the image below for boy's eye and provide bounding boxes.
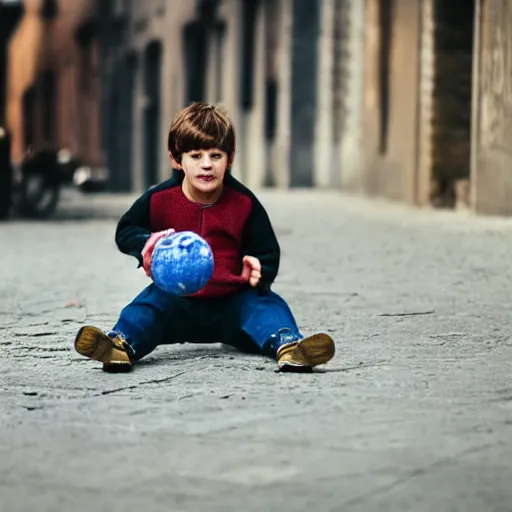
[188,152,223,160]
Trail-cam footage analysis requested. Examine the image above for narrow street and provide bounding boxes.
[1,189,512,512]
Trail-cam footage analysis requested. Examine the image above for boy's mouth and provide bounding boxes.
[198,175,215,182]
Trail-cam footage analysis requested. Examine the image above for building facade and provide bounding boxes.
[7,0,512,217]
[471,0,512,215]
[3,0,374,198]
[6,0,102,167]
[0,0,23,127]
[358,0,512,216]
[97,0,197,192]
[99,0,364,193]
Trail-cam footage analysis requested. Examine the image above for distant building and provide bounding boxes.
[99,0,364,194]
[6,0,365,197]
[0,0,23,126]
[358,0,512,216]
[471,0,512,215]
[6,0,102,169]
[7,0,510,217]
[357,0,473,210]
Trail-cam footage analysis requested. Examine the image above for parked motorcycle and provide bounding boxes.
[13,148,62,218]
[0,127,12,220]
[2,142,108,219]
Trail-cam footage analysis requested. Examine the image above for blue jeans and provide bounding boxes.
[112,285,302,360]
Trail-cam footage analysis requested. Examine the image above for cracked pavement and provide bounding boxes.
[1,189,512,512]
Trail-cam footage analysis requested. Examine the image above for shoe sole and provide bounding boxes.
[102,360,132,373]
[74,326,131,372]
[279,332,335,370]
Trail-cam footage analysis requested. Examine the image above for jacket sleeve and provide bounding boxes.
[115,191,153,266]
[242,197,280,291]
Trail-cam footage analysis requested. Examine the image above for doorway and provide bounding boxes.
[142,40,162,188]
[290,0,320,187]
[118,52,137,191]
[430,0,475,207]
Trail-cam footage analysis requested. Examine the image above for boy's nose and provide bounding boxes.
[201,156,213,168]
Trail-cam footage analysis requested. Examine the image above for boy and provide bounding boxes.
[74,102,335,372]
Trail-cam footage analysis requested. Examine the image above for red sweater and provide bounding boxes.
[115,171,280,298]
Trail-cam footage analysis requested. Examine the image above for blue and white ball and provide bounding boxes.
[150,231,214,295]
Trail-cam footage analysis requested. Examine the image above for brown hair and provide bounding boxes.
[167,102,236,164]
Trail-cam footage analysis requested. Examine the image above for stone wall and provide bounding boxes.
[361,0,422,204]
[472,0,512,215]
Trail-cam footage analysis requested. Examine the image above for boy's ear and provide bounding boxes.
[228,151,236,167]
[169,152,182,169]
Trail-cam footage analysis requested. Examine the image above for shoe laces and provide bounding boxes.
[266,328,301,353]
[106,331,135,360]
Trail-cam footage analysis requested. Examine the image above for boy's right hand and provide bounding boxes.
[141,228,175,277]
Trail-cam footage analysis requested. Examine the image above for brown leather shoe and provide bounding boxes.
[74,326,133,372]
[277,333,335,371]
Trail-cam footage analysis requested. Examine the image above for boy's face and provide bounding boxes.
[172,148,233,203]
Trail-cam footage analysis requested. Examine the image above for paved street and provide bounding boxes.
[1,189,512,512]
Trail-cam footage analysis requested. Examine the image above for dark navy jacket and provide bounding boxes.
[115,171,280,298]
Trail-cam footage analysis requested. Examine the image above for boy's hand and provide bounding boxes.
[142,228,175,277]
[241,255,261,287]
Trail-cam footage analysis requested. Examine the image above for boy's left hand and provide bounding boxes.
[241,256,261,287]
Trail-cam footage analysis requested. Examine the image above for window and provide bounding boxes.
[40,0,57,20]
